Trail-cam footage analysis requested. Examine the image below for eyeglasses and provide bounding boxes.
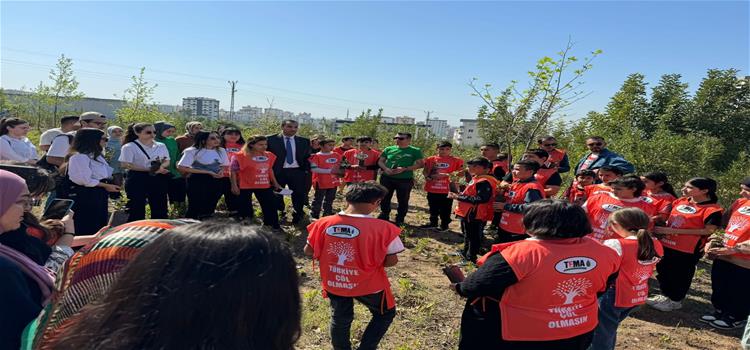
[542,143,557,147]
[143,131,155,135]
[587,142,603,147]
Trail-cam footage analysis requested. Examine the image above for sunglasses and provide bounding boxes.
[143,131,155,135]
[393,137,406,140]
[587,142,603,147]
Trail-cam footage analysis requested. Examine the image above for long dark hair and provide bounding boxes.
[643,171,677,197]
[0,117,28,136]
[687,177,718,203]
[122,122,153,145]
[55,222,301,350]
[610,175,646,197]
[192,131,220,149]
[221,127,245,147]
[610,207,660,261]
[59,128,106,174]
[523,199,592,238]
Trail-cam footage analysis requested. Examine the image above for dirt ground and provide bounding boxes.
[285,188,745,350]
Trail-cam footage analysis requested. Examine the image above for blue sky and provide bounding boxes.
[1,1,747,126]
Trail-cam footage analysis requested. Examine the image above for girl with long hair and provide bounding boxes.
[589,207,663,349]
[641,171,678,223]
[230,135,282,229]
[583,175,657,242]
[59,128,120,235]
[177,131,229,219]
[220,127,245,214]
[0,117,38,164]
[647,177,723,312]
[54,222,301,350]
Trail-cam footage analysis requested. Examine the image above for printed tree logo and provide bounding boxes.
[727,217,748,233]
[669,215,685,228]
[633,265,653,284]
[553,278,592,305]
[328,242,355,266]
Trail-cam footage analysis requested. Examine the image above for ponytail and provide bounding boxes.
[643,171,677,198]
[635,228,660,261]
[0,117,28,136]
[122,122,152,145]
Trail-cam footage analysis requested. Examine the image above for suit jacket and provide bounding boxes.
[574,148,635,174]
[266,133,312,174]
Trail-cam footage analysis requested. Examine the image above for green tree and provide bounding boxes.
[115,67,170,126]
[648,74,691,134]
[48,54,84,125]
[29,81,53,130]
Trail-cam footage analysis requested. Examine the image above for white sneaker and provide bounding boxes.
[647,295,682,312]
[646,294,669,304]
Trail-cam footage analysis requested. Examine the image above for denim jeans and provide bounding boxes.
[589,287,635,350]
[328,291,396,350]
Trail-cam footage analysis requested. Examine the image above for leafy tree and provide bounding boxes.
[48,54,84,124]
[648,74,691,134]
[114,67,170,126]
[29,82,53,129]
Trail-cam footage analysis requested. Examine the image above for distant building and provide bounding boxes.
[426,119,449,138]
[395,116,415,124]
[183,97,219,119]
[453,119,483,147]
[380,116,395,124]
[235,106,263,121]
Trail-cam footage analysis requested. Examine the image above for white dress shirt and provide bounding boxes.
[39,128,62,147]
[47,132,76,158]
[282,135,299,168]
[67,153,113,187]
[0,135,39,162]
[177,147,229,168]
[119,140,170,170]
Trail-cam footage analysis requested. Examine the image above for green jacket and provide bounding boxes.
[158,136,181,179]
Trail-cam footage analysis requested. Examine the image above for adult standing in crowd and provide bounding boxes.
[118,123,171,222]
[154,121,186,210]
[105,126,124,187]
[453,200,620,349]
[175,121,203,154]
[38,115,78,153]
[59,128,120,235]
[230,135,282,229]
[574,136,635,175]
[177,131,229,220]
[220,127,245,214]
[377,132,424,226]
[266,119,311,225]
[0,117,38,164]
[537,135,570,174]
[45,112,108,168]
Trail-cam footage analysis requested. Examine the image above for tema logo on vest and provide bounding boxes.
[676,205,697,214]
[738,206,750,216]
[252,156,269,162]
[325,225,360,239]
[602,204,622,212]
[555,257,597,274]
[325,157,338,164]
[435,162,450,169]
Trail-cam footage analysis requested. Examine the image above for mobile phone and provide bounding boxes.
[42,199,74,220]
[442,265,465,283]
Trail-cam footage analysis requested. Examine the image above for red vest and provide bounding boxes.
[500,179,546,234]
[306,214,401,308]
[310,152,342,189]
[546,148,567,167]
[724,198,750,259]
[455,175,498,221]
[566,185,587,206]
[584,183,612,199]
[492,159,509,177]
[333,146,353,156]
[584,192,657,242]
[233,151,276,189]
[497,238,620,341]
[605,237,664,307]
[342,148,380,183]
[424,155,464,194]
[223,142,244,176]
[534,167,558,187]
[645,190,677,219]
[660,197,723,253]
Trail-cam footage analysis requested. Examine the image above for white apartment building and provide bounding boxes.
[426,119,449,138]
[395,116,415,124]
[235,106,263,121]
[453,119,483,147]
[182,97,219,119]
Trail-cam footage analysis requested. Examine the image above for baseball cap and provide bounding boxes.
[79,111,106,121]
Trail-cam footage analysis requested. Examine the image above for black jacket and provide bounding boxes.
[265,134,312,174]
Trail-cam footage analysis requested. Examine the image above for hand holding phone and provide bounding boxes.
[43,199,75,220]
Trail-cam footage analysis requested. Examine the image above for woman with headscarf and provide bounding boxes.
[175,121,203,154]
[0,170,74,349]
[155,121,186,209]
[105,126,124,187]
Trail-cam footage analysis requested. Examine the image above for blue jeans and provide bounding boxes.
[589,287,634,350]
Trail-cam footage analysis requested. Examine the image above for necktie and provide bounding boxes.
[285,137,294,164]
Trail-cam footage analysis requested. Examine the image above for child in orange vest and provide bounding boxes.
[590,207,663,350]
[422,141,464,231]
[309,139,341,219]
[230,135,282,229]
[305,182,404,350]
[564,169,596,205]
[497,160,546,243]
[449,157,497,263]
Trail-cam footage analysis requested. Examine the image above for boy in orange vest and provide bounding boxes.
[497,160,546,243]
[563,169,596,205]
[422,141,464,231]
[309,139,341,219]
[305,182,404,350]
[448,157,498,263]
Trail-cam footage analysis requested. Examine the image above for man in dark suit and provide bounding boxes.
[266,119,312,224]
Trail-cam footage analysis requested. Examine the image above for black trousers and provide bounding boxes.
[185,174,223,220]
[460,217,486,262]
[655,247,702,302]
[711,259,750,319]
[67,185,109,236]
[237,188,280,229]
[124,171,169,222]
[166,176,186,204]
[219,177,242,213]
[426,192,453,227]
[328,291,396,350]
[275,168,310,221]
[311,186,336,218]
[378,176,414,223]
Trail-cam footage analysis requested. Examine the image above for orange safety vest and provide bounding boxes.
[233,151,276,189]
[584,192,657,241]
[534,167,558,187]
[223,142,243,177]
[455,175,498,222]
[492,159,509,178]
[584,183,612,199]
[497,237,620,341]
[424,155,464,194]
[644,190,677,219]
[546,148,567,167]
[310,152,342,189]
[306,214,401,308]
[723,198,750,259]
[342,148,380,183]
[659,197,724,254]
[333,146,354,156]
[606,237,664,307]
[499,179,546,234]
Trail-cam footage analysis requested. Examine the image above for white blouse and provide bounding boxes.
[67,153,113,187]
[0,135,39,162]
[47,132,75,158]
[118,140,170,169]
[177,147,229,168]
